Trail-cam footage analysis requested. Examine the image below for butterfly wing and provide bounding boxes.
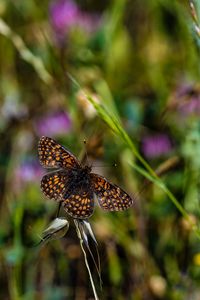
[90,173,133,211]
[62,185,94,219]
[41,170,70,201]
[38,136,80,169]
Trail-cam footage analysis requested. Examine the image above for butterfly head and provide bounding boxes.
[81,165,92,174]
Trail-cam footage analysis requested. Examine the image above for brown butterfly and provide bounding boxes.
[38,136,133,219]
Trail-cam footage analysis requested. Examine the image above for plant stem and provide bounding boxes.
[74,220,99,300]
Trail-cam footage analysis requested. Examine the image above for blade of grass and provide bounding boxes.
[0,18,53,85]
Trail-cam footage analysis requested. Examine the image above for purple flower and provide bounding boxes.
[14,158,43,192]
[180,98,200,116]
[50,0,78,33]
[16,159,42,182]
[49,0,101,42]
[168,83,200,117]
[75,12,101,33]
[34,111,71,137]
[142,134,172,159]
[176,84,200,116]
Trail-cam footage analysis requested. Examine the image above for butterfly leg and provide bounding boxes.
[56,202,62,217]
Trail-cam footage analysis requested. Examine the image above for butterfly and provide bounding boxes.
[38,136,133,219]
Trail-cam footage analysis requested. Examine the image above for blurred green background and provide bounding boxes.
[1,0,200,299]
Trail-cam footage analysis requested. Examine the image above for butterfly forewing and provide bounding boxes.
[38,136,80,169]
[90,173,133,211]
[62,186,94,219]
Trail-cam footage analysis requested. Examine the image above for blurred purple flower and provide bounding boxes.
[180,98,200,116]
[49,0,101,42]
[142,134,172,159]
[167,83,200,117]
[34,111,71,137]
[178,86,200,116]
[75,12,101,33]
[14,158,43,192]
[50,0,78,33]
[16,159,42,183]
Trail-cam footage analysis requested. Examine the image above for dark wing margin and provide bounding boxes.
[62,186,94,219]
[41,171,70,201]
[90,173,133,211]
[38,136,81,169]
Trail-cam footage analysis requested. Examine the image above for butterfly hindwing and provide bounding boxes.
[38,136,80,169]
[41,171,70,201]
[90,173,133,211]
[62,185,94,219]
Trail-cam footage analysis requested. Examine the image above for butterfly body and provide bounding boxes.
[38,136,133,219]
[71,165,92,185]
